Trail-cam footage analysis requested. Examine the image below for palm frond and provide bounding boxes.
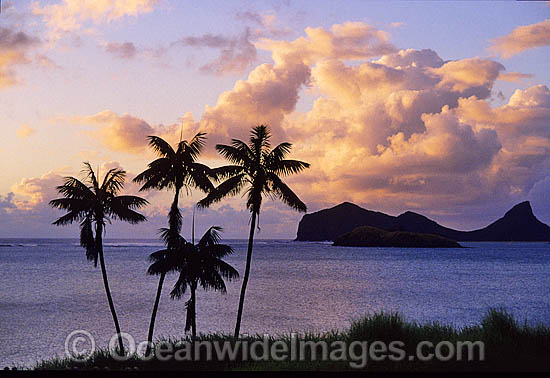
[80,217,98,267]
[132,158,172,191]
[168,201,183,237]
[170,272,191,299]
[49,197,88,212]
[147,251,182,275]
[148,136,176,158]
[107,196,147,224]
[185,132,207,160]
[205,244,234,258]
[158,227,186,249]
[268,173,307,212]
[208,165,244,182]
[196,174,246,208]
[186,163,214,193]
[212,259,240,281]
[270,159,310,176]
[54,177,94,200]
[101,168,126,194]
[111,195,149,210]
[216,144,252,166]
[197,226,222,249]
[230,139,254,163]
[149,248,170,263]
[198,271,227,293]
[82,162,99,190]
[245,182,264,214]
[52,210,85,226]
[250,125,271,157]
[268,142,292,162]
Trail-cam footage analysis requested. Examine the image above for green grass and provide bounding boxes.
[30,309,550,372]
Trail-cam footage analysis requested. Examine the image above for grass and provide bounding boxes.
[30,309,550,372]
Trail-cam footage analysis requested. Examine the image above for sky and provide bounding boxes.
[1,0,550,239]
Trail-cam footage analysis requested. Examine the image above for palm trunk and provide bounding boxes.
[146,188,181,355]
[234,210,257,338]
[96,223,125,355]
[191,285,197,340]
[145,272,165,356]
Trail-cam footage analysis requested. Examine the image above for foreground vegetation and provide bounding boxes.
[33,309,550,371]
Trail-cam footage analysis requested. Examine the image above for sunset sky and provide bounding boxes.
[1,0,549,239]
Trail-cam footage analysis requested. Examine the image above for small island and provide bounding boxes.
[333,226,462,248]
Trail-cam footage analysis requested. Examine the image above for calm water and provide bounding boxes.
[1,239,550,367]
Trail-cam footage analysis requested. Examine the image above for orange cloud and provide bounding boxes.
[71,110,181,153]
[428,58,504,95]
[11,170,66,211]
[497,71,533,82]
[62,23,550,218]
[490,19,550,58]
[257,21,396,65]
[16,124,35,138]
[32,0,160,39]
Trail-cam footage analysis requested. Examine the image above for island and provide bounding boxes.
[297,201,550,242]
[332,226,462,248]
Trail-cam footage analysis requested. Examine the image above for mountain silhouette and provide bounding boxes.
[295,201,550,242]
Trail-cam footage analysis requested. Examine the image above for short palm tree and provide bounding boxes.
[133,134,214,351]
[148,226,239,339]
[198,125,310,337]
[50,163,148,355]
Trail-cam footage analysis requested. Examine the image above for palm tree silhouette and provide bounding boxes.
[133,134,214,352]
[148,226,239,339]
[50,163,148,355]
[198,125,309,337]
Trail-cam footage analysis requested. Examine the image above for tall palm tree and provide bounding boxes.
[198,125,310,337]
[133,133,214,352]
[148,226,239,339]
[50,163,148,355]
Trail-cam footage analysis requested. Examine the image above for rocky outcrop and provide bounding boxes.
[332,226,462,248]
[296,201,550,242]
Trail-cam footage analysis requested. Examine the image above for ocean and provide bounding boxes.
[1,238,549,367]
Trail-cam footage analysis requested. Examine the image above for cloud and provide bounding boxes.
[427,58,504,96]
[497,71,533,82]
[1,162,301,238]
[10,170,66,211]
[0,26,40,89]
[390,22,405,28]
[193,22,396,144]
[16,124,36,138]
[490,19,550,58]
[173,28,257,75]
[236,10,292,38]
[32,0,160,39]
[7,162,154,212]
[70,110,182,153]
[105,41,137,59]
[53,22,550,230]
[0,193,16,213]
[35,54,62,69]
[257,21,396,65]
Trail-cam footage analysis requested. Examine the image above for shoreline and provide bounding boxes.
[21,309,550,372]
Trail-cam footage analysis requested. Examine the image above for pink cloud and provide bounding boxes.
[490,19,550,58]
[105,41,137,59]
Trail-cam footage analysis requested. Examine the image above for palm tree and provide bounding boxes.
[198,125,310,337]
[50,163,148,355]
[148,226,239,339]
[133,134,214,352]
